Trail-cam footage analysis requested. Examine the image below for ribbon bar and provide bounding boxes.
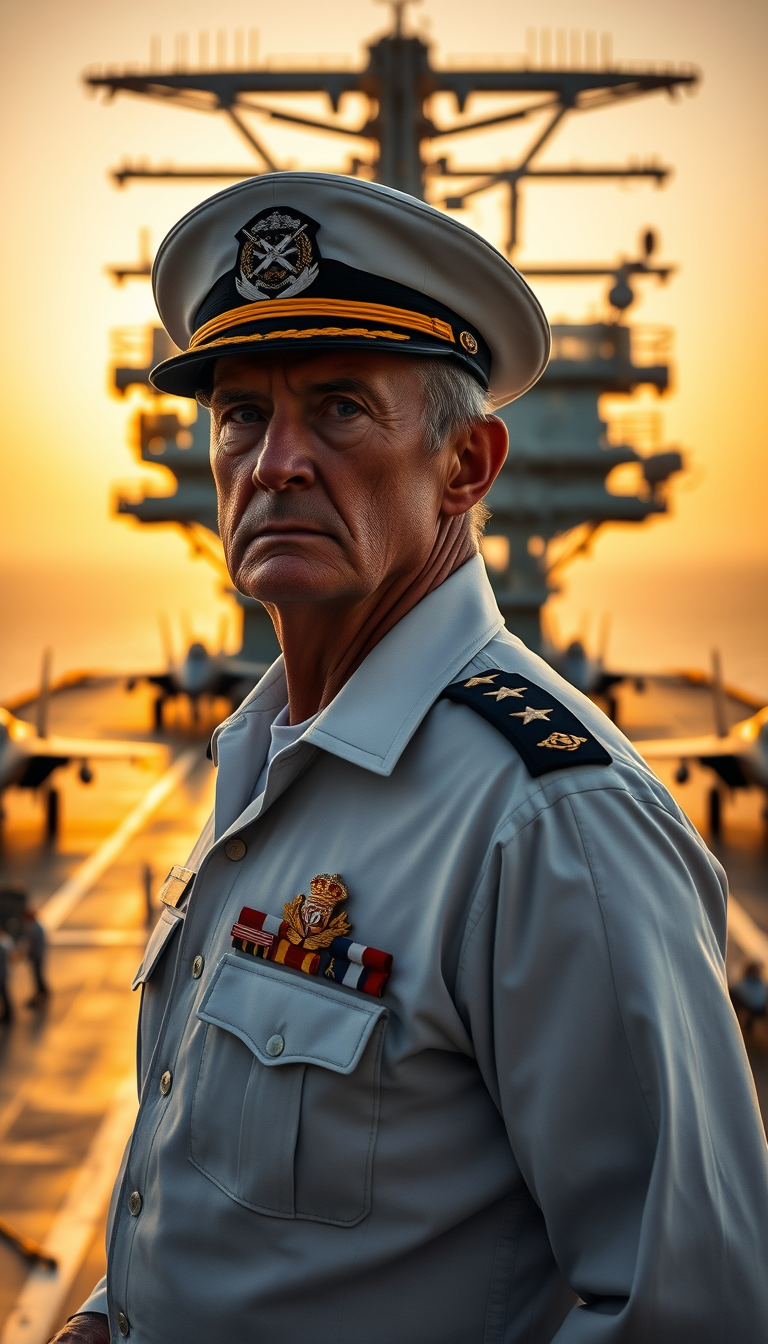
[230,906,392,998]
[231,923,274,948]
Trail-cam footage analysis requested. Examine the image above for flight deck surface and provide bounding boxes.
[0,678,216,1340]
[0,674,765,1340]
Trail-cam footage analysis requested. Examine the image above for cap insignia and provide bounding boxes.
[460,330,478,353]
[235,206,320,303]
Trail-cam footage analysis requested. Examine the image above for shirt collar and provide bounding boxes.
[305,554,504,773]
[219,553,503,780]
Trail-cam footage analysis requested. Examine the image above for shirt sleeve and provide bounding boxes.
[457,780,768,1342]
[76,1275,108,1316]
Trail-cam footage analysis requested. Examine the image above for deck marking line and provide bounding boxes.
[38,747,201,932]
[0,960,105,1146]
[0,1071,137,1344]
[727,897,768,965]
[48,929,149,948]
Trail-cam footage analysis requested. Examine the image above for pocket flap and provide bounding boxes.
[197,954,387,1074]
[132,906,184,990]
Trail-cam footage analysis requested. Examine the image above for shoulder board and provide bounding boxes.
[441,669,612,778]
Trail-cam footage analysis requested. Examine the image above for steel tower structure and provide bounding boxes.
[96,3,695,654]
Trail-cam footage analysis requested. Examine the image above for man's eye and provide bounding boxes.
[334,399,360,419]
[230,407,262,424]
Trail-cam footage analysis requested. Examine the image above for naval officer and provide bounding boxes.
[57,174,768,1343]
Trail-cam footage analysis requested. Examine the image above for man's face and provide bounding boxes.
[208,351,461,609]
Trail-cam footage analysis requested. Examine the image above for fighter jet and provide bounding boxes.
[636,653,767,837]
[128,616,267,729]
[0,653,165,839]
[542,612,630,720]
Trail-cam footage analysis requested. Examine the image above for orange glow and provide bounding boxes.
[0,0,766,698]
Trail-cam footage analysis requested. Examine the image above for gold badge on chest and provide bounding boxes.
[283,873,352,950]
[230,872,393,998]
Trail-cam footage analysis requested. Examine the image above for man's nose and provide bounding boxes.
[252,407,315,492]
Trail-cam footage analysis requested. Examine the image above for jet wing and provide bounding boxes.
[221,659,269,678]
[213,660,269,698]
[26,736,166,763]
[636,734,741,761]
[637,733,751,789]
[144,674,178,695]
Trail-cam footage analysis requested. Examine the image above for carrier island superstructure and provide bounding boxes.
[92,5,695,656]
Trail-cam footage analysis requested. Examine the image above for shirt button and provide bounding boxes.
[128,1190,142,1216]
[118,1311,130,1336]
[192,955,204,979]
[224,837,247,861]
[266,1034,285,1057]
[160,1070,172,1096]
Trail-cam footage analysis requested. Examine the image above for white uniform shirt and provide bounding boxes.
[81,556,768,1343]
[250,705,320,801]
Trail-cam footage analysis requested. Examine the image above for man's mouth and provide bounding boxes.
[253,522,330,539]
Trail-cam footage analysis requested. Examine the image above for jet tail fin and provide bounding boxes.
[35,648,52,739]
[597,612,612,669]
[539,604,558,662]
[711,648,728,738]
[217,612,229,656]
[158,613,175,673]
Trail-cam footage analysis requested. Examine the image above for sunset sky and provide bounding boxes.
[0,0,766,695]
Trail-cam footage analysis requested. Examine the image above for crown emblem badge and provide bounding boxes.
[235,206,320,302]
[282,873,352,950]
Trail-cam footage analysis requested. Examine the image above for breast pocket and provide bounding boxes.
[189,954,387,1226]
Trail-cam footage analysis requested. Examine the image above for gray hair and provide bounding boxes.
[415,357,494,543]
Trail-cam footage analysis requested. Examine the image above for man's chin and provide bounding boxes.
[235,552,359,606]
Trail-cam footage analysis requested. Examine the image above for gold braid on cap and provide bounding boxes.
[189,298,455,351]
[186,327,411,352]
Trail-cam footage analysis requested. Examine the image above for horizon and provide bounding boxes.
[1,0,766,696]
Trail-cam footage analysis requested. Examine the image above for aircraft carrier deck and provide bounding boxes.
[0,673,765,1341]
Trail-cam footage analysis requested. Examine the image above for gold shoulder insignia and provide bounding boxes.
[538,732,587,752]
[464,674,498,687]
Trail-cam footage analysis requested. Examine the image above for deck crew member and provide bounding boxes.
[0,929,12,1025]
[23,907,49,1007]
[57,173,768,1344]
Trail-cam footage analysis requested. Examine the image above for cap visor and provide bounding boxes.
[150,336,488,399]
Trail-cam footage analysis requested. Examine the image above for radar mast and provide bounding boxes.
[96,9,695,655]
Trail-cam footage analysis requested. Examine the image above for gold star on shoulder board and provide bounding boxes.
[509,706,553,725]
[484,685,526,701]
[464,674,498,687]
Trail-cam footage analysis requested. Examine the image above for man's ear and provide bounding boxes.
[440,415,508,519]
